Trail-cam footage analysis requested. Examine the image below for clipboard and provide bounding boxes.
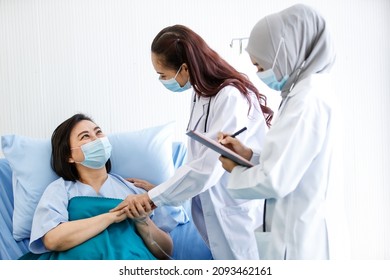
[186,130,254,167]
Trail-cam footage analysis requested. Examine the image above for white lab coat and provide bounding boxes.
[227,74,351,260]
[149,85,268,260]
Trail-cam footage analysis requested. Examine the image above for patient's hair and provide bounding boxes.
[151,24,273,127]
[51,113,111,181]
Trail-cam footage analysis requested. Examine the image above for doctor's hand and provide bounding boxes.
[219,156,239,173]
[109,193,156,219]
[126,178,155,191]
[217,132,253,160]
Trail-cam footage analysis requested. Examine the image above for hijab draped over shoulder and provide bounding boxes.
[246,4,335,98]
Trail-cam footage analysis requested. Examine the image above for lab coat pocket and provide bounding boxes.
[219,200,263,259]
[254,226,274,260]
[255,226,284,260]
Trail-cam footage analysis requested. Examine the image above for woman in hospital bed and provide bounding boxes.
[22,113,178,260]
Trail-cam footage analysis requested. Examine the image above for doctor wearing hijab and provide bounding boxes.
[112,24,274,259]
[218,4,351,260]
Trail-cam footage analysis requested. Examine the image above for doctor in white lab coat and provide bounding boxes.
[219,4,351,260]
[111,24,274,259]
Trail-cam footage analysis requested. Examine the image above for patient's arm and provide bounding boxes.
[42,210,127,251]
[114,197,173,259]
[134,217,173,259]
[126,178,155,191]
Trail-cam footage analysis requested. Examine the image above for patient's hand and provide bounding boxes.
[110,193,155,219]
[109,209,128,223]
[126,178,155,191]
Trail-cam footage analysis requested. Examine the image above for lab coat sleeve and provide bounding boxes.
[250,152,261,165]
[228,91,329,199]
[150,86,262,206]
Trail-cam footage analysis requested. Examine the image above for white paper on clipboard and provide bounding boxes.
[186,130,254,167]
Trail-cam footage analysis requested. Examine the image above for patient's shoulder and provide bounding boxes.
[108,173,145,195]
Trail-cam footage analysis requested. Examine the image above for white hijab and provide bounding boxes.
[246,4,335,98]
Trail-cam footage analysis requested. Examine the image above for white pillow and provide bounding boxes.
[1,122,175,241]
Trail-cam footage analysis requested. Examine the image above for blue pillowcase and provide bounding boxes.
[108,123,174,185]
[1,122,176,241]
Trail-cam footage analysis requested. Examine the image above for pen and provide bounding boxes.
[231,127,247,138]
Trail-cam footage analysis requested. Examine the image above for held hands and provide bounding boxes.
[108,209,129,224]
[217,132,253,173]
[110,193,156,221]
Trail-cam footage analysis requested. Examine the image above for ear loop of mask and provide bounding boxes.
[135,218,175,260]
[288,60,306,94]
[173,65,183,79]
[272,37,288,78]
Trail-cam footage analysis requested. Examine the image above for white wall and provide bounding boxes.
[0,0,389,259]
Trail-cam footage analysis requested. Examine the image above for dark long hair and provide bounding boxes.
[51,113,111,181]
[151,24,273,127]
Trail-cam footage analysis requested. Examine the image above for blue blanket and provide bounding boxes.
[20,196,157,260]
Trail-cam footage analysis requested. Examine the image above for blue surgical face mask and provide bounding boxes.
[159,65,192,92]
[72,136,112,169]
[256,38,289,91]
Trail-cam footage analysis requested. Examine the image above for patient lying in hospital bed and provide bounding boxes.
[0,116,212,260]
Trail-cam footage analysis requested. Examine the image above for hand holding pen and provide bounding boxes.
[217,127,253,172]
[218,127,247,143]
[217,127,253,161]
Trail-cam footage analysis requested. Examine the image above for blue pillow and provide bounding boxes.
[108,123,174,185]
[1,122,175,241]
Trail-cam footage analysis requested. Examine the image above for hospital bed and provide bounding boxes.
[0,123,212,260]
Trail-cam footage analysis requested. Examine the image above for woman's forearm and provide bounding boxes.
[43,212,116,251]
[135,217,173,259]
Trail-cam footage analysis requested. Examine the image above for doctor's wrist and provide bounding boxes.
[242,147,253,161]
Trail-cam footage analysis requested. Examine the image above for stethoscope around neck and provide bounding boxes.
[186,94,211,133]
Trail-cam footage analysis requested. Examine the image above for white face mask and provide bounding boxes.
[256,38,289,91]
[159,65,192,92]
[71,137,112,169]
